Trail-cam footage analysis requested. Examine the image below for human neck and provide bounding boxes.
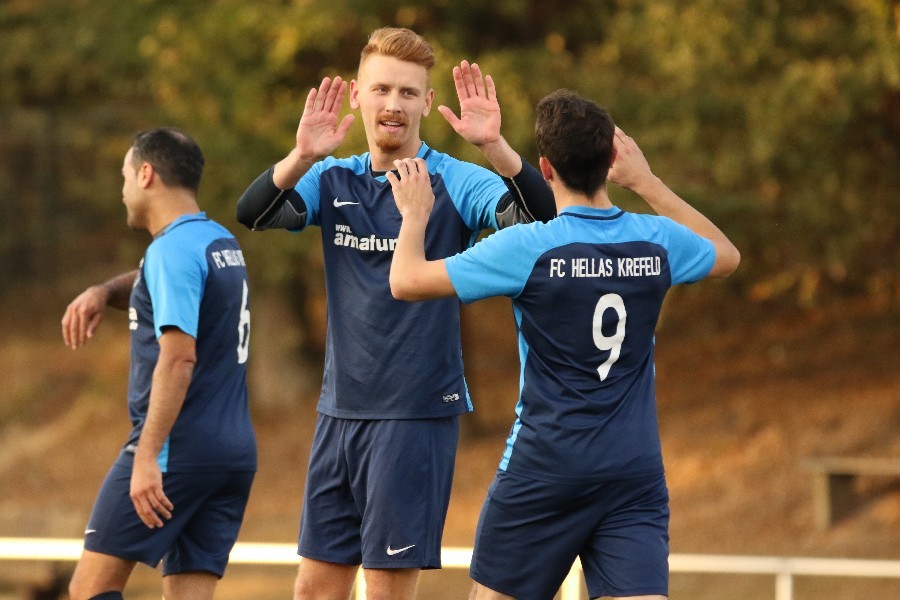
[147,191,201,237]
[552,184,613,213]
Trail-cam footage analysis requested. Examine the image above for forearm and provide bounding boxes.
[634,176,740,277]
[390,215,454,301]
[501,158,556,224]
[134,337,195,464]
[100,271,138,310]
[475,136,522,179]
[390,215,429,301]
[272,148,318,190]
[236,166,308,230]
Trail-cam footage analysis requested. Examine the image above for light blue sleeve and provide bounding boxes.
[662,217,716,285]
[436,155,508,232]
[294,159,326,227]
[144,237,207,338]
[444,224,543,304]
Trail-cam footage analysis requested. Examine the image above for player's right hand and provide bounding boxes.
[295,76,355,162]
[61,285,109,349]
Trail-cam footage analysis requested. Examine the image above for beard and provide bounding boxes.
[374,129,405,153]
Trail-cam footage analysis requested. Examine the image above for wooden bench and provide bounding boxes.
[801,456,900,529]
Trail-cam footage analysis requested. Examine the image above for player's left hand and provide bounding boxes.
[130,458,173,529]
[437,61,501,148]
[386,157,435,219]
[608,127,654,192]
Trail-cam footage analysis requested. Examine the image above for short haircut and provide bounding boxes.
[535,90,615,197]
[359,27,435,71]
[130,127,204,193]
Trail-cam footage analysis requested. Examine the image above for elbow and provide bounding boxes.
[390,275,419,302]
[711,244,741,278]
[235,195,256,230]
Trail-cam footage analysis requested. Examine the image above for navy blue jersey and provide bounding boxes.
[121,213,256,473]
[445,206,715,483]
[291,142,510,419]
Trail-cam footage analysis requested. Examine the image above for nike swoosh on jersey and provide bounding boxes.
[333,198,360,207]
[386,544,415,556]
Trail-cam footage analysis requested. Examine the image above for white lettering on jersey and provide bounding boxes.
[211,249,246,269]
[616,256,661,277]
[333,225,398,253]
[569,257,614,278]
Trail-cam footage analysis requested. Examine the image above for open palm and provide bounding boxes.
[295,76,355,160]
[438,61,501,147]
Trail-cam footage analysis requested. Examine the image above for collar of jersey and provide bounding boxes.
[156,211,208,238]
[559,205,624,220]
[369,142,432,179]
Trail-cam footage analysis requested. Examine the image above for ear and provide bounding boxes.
[422,87,435,117]
[538,156,553,181]
[137,162,154,189]
[349,79,361,110]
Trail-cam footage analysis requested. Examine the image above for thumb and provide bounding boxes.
[437,105,461,130]
[336,114,355,137]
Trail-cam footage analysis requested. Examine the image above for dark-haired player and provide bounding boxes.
[387,89,740,600]
[62,128,256,600]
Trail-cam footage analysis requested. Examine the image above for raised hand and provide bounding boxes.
[437,61,501,148]
[295,76,355,162]
[607,127,654,192]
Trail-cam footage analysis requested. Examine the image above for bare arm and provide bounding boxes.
[130,327,196,528]
[386,158,456,301]
[437,61,522,177]
[61,270,137,349]
[439,61,555,222]
[608,128,741,278]
[272,76,355,190]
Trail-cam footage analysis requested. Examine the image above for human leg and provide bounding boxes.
[581,474,670,600]
[469,471,589,599]
[162,571,218,600]
[68,550,135,600]
[468,581,514,600]
[362,567,419,600]
[293,557,358,600]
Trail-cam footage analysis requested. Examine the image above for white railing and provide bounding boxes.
[1,538,899,600]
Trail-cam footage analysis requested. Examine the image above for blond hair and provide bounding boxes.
[360,27,435,71]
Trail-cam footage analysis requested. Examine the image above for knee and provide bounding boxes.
[68,579,124,600]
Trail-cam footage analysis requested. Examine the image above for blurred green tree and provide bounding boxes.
[1,0,897,307]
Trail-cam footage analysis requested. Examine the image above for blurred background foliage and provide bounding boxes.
[1,0,898,323]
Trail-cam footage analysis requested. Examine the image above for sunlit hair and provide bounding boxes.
[360,27,435,71]
[535,89,615,197]
[131,127,204,193]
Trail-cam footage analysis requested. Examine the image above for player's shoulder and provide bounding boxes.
[150,215,236,256]
[425,144,489,176]
[318,152,369,175]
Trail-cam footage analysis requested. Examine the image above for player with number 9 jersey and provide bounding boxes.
[387,89,740,599]
[445,207,713,483]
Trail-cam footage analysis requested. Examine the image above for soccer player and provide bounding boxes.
[234,27,554,600]
[387,90,741,600]
[61,128,256,600]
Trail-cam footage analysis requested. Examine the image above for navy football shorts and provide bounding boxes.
[298,414,459,569]
[470,470,670,599]
[84,462,254,576]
